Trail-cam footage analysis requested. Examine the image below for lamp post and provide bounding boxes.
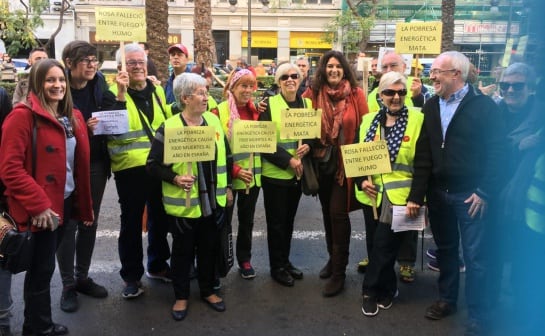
[229,0,270,66]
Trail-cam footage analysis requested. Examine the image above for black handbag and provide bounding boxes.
[0,114,37,274]
[0,211,34,274]
[301,155,319,196]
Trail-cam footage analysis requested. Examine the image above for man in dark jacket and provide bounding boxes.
[406,51,504,336]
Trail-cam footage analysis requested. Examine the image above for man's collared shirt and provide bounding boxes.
[439,83,469,140]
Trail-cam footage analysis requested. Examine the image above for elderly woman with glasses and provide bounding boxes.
[258,63,313,287]
[355,71,424,317]
[146,73,233,320]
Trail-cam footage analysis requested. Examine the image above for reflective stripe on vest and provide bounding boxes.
[162,112,228,218]
[217,101,262,189]
[355,108,423,207]
[108,85,171,172]
[261,95,312,180]
[526,154,545,234]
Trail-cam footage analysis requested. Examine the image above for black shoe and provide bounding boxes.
[0,325,12,336]
[361,295,379,317]
[271,268,294,287]
[24,323,69,336]
[76,277,108,298]
[285,263,303,280]
[425,301,457,320]
[60,287,79,313]
[202,296,226,312]
[171,309,188,321]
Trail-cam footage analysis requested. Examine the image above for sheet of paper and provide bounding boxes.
[91,110,129,135]
[391,205,426,232]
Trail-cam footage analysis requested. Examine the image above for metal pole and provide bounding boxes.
[248,0,252,66]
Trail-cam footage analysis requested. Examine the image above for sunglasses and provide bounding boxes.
[381,89,407,97]
[499,82,526,91]
[280,73,299,81]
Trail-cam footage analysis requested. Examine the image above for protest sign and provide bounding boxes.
[163,126,216,163]
[91,110,129,135]
[231,120,276,154]
[95,7,147,42]
[395,22,442,54]
[279,108,321,140]
[341,140,391,178]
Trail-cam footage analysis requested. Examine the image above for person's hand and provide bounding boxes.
[226,188,234,207]
[410,77,422,97]
[115,70,129,97]
[173,174,197,192]
[478,81,496,96]
[147,75,161,86]
[465,193,487,219]
[237,169,253,184]
[296,144,311,158]
[361,179,378,199]
[31,208,59,230]
[257,97,268,113]
[406,201,421,219]
[289,157,303,178]
[86,117,99,134]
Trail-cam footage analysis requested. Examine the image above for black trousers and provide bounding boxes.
[171,215,218,300]
[262,179,302,271]
[225,186,260,266]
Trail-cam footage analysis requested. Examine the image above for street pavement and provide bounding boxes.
[7,181,473,336]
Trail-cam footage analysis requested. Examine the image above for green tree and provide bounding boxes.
[0,0,49,55]
[146,0,169,84]
[323,0,379,55]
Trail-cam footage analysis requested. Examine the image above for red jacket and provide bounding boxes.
[0,92,93,231]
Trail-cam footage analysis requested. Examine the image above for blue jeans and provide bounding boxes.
[0,269,12,328]
[427,188,486,322]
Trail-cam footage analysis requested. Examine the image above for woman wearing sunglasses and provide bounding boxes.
[258,63,312,287]
[355,71,424,317]
[302,50,368,297]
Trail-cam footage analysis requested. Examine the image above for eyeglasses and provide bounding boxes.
[190,91,209,98]
[126,60,146,68]
[499,82,526,91]
[80,58,99,66]
[280,73,299,81]
[381,89,407,97]
[381,63,400,71]
[429,68,457,76]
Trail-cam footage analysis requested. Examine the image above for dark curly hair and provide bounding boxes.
[311,50,358,99]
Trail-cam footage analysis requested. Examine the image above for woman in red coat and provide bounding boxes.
[0,59,93,336]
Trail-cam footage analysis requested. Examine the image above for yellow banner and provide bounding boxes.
[231,120,277,154]
[279,108,321,140]
[501,38,514,67]
[242,31,277,48]
[341,141,392,178]
[163,126,216,163]
[395,22,442,55]
[95,7,147,42]
[289,32,332,49]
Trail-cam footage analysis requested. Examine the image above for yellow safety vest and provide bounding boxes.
[108,84,172,172]
[261,94,312,180]
[355,108,423,207]
[217,101,262,190]
[367,76,417,113]
[162,112,228,218]
[526,153,545,234]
